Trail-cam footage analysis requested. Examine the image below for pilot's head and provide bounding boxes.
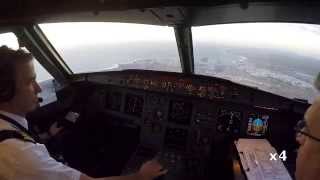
[295,97,320,180]
[0,46,42,117]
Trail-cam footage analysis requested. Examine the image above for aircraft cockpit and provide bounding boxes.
[1,1,319,180]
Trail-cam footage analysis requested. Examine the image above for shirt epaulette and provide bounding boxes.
[0,129,36,144]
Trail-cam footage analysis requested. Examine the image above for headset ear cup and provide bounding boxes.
[0,79,15,102]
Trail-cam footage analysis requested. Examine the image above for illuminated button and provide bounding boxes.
[156,110,163,118]
[202,137,209,144]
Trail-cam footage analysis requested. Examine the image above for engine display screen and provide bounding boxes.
[124,94,144,117]
[105,91,122,111]
[216,109,241,134]
[247,114,269,136]
[168,100,193,125]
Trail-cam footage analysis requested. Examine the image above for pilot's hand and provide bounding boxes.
[49,121,64,136]
[138,160,168,180]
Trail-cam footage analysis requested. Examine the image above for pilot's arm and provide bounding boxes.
[0,137,166,180]
[0,139,80,180]
[80,160,167,180]
[38,121,65,141]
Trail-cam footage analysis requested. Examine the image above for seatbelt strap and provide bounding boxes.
[0,129,36,143]
[0,113,38,142]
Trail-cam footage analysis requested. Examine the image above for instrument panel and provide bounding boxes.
[79,70,296,111]
[101,85,275,154]
[216,109,242,135]
[99,84,277,179]
[168,100,193,125]
[72,70,308,178]
[80,70,308,153]
[124,94,144,117]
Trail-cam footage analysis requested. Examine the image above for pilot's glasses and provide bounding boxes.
[294,120,320,143]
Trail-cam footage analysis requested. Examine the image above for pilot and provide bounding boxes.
[295,96,320,179]
[0,45,167,180]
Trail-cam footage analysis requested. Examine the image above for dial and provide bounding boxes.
[216,109,241,135]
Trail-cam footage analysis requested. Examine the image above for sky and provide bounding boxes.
[39,23,176,47]
[193,23,320,58]
[2,22,320,58]
[37,22,320,58]
[0,32,19,48]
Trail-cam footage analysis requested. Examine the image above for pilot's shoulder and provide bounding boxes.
[312,96,320,108]
[0,127,35,153]
[0,133,32,149]
[0,119,13,129]
[0,138,28,164]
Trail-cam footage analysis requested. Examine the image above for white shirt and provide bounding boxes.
[0,110,29,130]
[0,110,81,180]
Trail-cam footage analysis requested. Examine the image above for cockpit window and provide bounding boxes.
[192,23,319,103]
[0,32,19,49]
[20,48,54,82]
[39,22,181,73]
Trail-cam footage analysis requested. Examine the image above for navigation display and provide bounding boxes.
[124,94,144,117]
[105,91,122,111]
[247,114,269,136]
[168,100,193,125]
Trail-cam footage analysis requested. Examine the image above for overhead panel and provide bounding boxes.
[190,3,320,26]
[148,7,188,26]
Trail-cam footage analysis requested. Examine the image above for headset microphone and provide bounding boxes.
[38,97,43,103]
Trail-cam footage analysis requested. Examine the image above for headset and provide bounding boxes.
[0,58,16,103]
[0,46,35,103]
[0,45,24,103]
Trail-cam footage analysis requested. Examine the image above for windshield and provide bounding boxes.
[39,22,319,102]
[192,23,319,103]
[39,23,181,73]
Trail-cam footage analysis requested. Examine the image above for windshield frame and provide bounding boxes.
[38,22,183,74]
